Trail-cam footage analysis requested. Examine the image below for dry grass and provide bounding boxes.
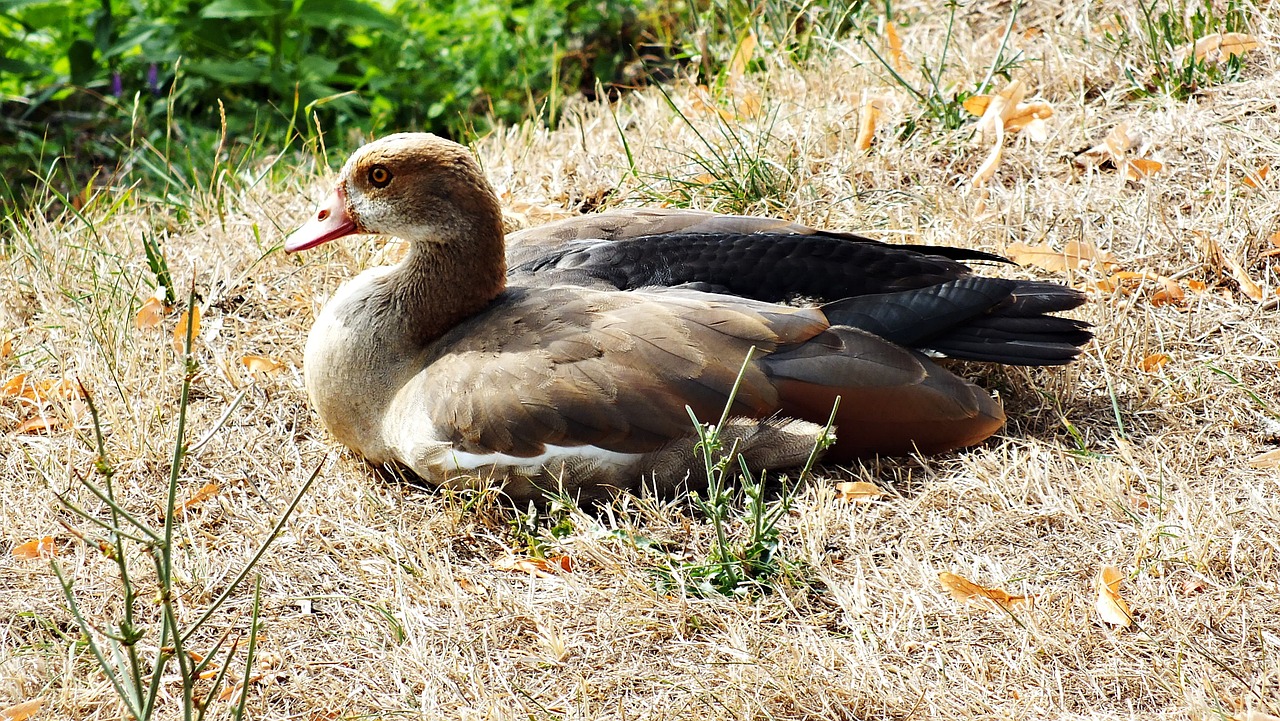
[4,0,1280,718]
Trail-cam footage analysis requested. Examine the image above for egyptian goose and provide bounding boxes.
[286,133,1090,499]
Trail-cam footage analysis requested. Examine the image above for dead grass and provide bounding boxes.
[3,0,1280,718]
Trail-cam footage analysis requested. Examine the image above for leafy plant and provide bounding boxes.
[660,349,837,599]
[1113,0,1251,99]
[859,1,1024,133]
[48,281,321,719]
[616,83,801,215]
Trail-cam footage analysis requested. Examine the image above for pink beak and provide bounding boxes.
[285,185,358,253]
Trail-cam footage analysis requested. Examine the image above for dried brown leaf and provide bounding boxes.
[176,482,220,513]
[836,481,883,502]
[1248,449,1280,469]
[241,355,285,373]
[0,698,45,721]
[1242,164,1270,189]
[12,536,56,559]
[972,139,1003,187]
[1008,240,1115,272]
[938,572,1029,611]
[217,674,264,702]
[1107,271,1183,305]
[135,295,167,329]
[16,414,69,434]
[885,21,905,70]
[963,95,991,117]
[1224,256,1264,301]
[1096,565,1132,626]
[1183,32,1261,62]
[1125,158,1164,180]
[1139,353,1171,372]
[493,555,572,578]
[173,306,202,353]
[855,93,883,151]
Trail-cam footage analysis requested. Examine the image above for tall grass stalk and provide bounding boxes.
[50,280,321,719]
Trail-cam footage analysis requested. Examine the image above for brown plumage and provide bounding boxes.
[286,133,1087,500]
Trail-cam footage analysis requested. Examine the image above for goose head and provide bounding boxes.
[284,132,505,254]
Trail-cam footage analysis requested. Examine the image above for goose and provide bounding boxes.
[285,132,1090,500]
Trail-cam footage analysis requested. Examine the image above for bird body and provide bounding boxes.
[286,133,1089,499]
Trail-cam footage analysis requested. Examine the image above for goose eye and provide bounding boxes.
[368,165,392,188]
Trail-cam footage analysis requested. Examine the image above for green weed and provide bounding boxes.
[860,1,1024,133]
[1111,0,1252,99]
[48,281,321,719]
[660,349,837,599]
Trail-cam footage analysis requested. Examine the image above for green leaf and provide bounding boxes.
[294,0,398,31]
[67,39,97,86]
[199,0,281,20]
[0,56,46,74]
[184,58,268,84]
[0,0,60,9]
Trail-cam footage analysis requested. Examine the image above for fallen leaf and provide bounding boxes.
[1242,164,1270,189]
[1270,230,1280,249]
[1003,101,1054,132]
[135,294,167,330]
[963,95,991,117]
[0,698,45,721]
[836,481,883,501]
[1224,256,1264,301]
[1107,271,1184,305]
[1023,116,1050,143]
[1096,565,1132,627]
[16,415,68,434]
[1139,353,1171,372]
[2,375,78,403]
[493,555,571,578]
[241,355,285,373]
[1181,577,1206,594]
[972,137,1004,187]
[1008,240,1115,272]
[885,21,905,70]
[1181,32,1261,63]
[217,674,264,702]
[0,332,12,359]
[1236,710,1280,721]
[855,92,883,151]
[176,482,220,513]
[12,536,56,559]
[938,572,1030,611]
[1187,279,1208,292]
[1125,158,1163,180]
[1104,122,1135,161]
[173,306,201,353]
[1249,449,1280,469]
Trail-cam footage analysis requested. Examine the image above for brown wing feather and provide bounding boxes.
[410,285,1005,461]
[765,327,1006,458]
[417,287,829,456]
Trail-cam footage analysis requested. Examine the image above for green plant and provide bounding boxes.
[661,349,837,599]
[1112,0,1251,99]
[859,1,1023,133]
[47,281,321,719]
[0,0,669,213]
[616,83,800,215]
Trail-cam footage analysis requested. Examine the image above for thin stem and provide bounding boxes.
[180,458,324,644]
